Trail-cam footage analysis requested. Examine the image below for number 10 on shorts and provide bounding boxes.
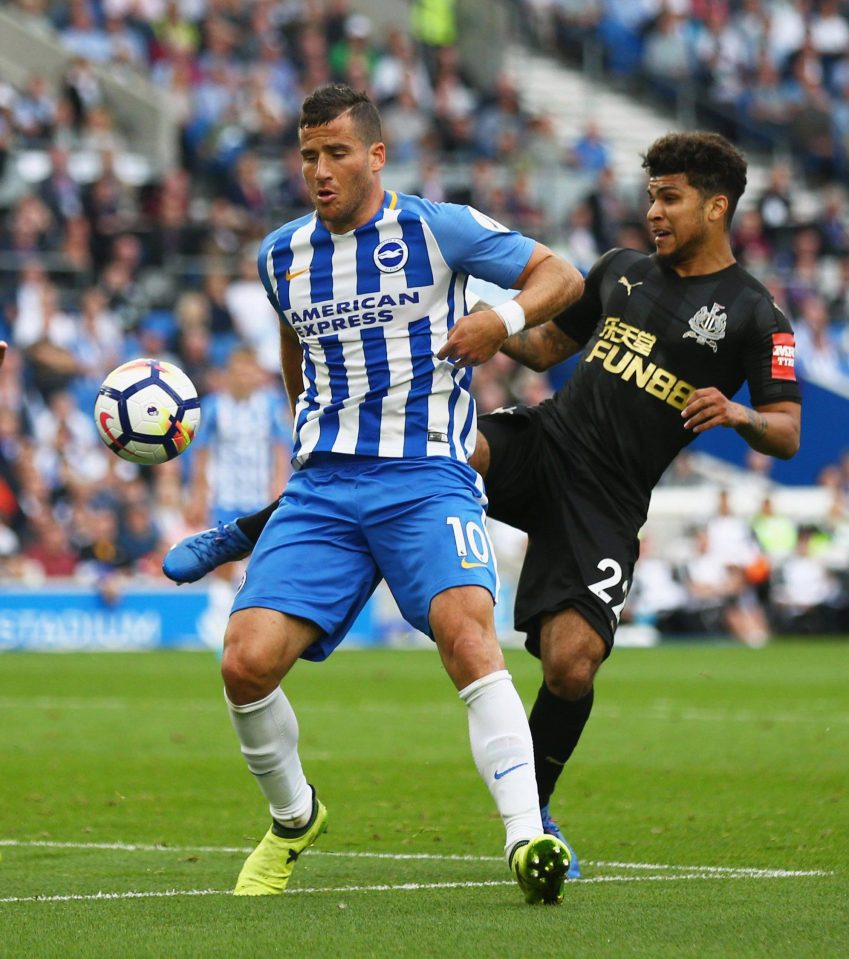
[446,515,491,565]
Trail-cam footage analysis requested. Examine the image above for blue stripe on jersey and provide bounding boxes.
[403,316,435,457]
[309,222,334,303]
[270,237,295,314]
[292,344,319,462]
[444,276,460,458]
[398,210,434,288]
[458,365,475,451]
[355,222,382,295]
[315,336,349,450]
[355,327,390,456]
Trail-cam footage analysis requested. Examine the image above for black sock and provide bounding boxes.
[235,500,280,545]
[529,683,594,807]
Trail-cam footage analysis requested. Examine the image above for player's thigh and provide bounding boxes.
[477,407,546,530]
[232,466,380,662]
[362,459,499,637]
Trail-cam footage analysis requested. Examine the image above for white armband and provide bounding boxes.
[493,299,526,337]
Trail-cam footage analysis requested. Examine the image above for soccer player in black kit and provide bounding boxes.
[164,132,802,878]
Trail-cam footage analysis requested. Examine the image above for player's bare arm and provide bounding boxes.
[280,324,305,418]
[682,388,801,459]
[501,322,581,372]
[468,298,581,372]
[0,341,6,368]
[437,244,583,368]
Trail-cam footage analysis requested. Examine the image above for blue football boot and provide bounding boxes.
[540,804,581,879]
[162,521,253,584]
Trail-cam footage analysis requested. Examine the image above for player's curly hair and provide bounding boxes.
[299,83,382,145]
[642,132,748,225]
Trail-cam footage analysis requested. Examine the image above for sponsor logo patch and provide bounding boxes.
[771,332,796,380]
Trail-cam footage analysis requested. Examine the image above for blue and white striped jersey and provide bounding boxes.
[193,388,290,512]
[257,190,535,468]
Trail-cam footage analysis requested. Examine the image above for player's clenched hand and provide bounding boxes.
[436,311,506,368]
[682,386,744,433]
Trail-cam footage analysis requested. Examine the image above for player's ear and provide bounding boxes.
[707,193,729,224]
[370,141,386,173]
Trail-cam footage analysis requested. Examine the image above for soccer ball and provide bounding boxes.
[94,358,201,465]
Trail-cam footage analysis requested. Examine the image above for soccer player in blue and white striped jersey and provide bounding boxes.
[221,83,584,903]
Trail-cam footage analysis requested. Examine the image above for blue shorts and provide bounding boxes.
[231,455,499,661]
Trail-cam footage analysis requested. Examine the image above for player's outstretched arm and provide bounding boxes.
[437,244,583,368]
[682,389,801,459]
[499,322,581,372]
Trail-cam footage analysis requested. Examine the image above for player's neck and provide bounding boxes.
[670,239,736,278]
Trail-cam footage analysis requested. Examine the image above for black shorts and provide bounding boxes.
[479,406,640,657]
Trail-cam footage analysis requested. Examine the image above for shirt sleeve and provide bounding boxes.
[420,202,536,288]
[553,248,622,346]
[744,299,802,407]
[257,230,285,319]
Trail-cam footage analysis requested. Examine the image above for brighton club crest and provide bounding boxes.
[683,303,727,352]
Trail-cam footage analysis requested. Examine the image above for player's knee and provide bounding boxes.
[436,622,504,689]
[221,641,278,703]
[543,656,598,701]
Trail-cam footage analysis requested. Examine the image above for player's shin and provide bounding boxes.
[529,684,594,806]
[458,669,543,857]
[226,686,313,827]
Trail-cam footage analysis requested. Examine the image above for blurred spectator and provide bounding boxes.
[24,515,80,577]
[641,9,695,101]
[756,162,796,253]
[372,26,433,108]
[189,345,289,530]
[751,494,798,562]
[792,294,849,389]
[625,533,689,635]
[683,528,770,648]
[382,86,434,163]
[566,120,610,175]
[771,526,845,634]
[224,253,280,373]
[704,488,763,572]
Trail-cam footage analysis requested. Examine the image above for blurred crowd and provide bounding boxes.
[626,485,849,645]
[1,0,849,641]
[522,0,849,180]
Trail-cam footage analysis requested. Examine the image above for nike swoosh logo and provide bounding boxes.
[461,559,486,569]
[544,756,566,767]
[493,762,528,780]
[285,267,309,281]
[98,411,125,448]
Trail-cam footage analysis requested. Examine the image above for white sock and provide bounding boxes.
[226,686,314,828]
[458,669,543,859]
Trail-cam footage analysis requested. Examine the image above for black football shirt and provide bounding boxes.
[541,248,801,524]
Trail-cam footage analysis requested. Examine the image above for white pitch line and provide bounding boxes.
[0,868,832,906]
[0,839,831,878]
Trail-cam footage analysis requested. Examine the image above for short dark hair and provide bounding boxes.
[642,132,748,225]
[299,83,382,144]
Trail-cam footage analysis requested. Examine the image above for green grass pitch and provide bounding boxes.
[0,642,847,959]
